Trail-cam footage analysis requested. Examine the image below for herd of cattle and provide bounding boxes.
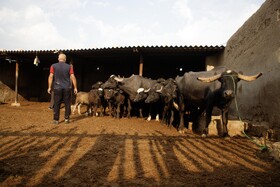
[72,66,262,137]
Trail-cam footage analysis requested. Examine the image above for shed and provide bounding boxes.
[0,45,224,101]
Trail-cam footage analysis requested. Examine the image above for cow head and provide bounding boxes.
[134,88,149,102]
[102,75,118,89]
[145,83,164,103]
[145,89,160,103]
[155,80,178,104]
[103,88,115,100]
[92,81,104,89]
[161,80,178,99]
[197,70,262,99]
[97,87,104,97]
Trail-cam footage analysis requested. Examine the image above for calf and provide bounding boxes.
[103,88,128,119]
[88,82,106,117]
[72,91,91,115]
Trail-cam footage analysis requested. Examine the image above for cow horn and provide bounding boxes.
[144,88,151,93]
[197,74,222,83]
[156,86,163,93]
[114,76,124,82]
[137,88,144,93]
[173,102,179,110]
[237,73,262,82]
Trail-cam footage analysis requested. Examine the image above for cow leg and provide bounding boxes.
[116,103,121,119]
[107,102,112,117]
[178,96,186,133]
[100,105,104,117]
[139,106,143,119]
[78,103,82,115]
[88,104,92,116]
[202,107,213,137]
[85,104,89,116]
[221,110,229,137]
[72,102,79,114]
[155,114,160,121]
[161,105,168,125]
[126,99,131,118]
[147,104,152,121]
[169,110,174,127]
[147,105,152,121]
[155,102,160,121]
[93,104,98,116]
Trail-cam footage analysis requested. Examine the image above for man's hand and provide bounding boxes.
[47,87,51,94]
[74,88,78,95]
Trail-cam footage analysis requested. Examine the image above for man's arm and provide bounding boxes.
[70,74,78,95]
[48,73,54,94]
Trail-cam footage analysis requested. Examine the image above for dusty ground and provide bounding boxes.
[0,101,280,187]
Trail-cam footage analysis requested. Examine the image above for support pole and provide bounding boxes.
[11,60,20,106]
[139,54,143,76]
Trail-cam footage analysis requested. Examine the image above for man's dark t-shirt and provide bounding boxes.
[50,62,74,90]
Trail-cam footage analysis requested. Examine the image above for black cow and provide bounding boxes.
[135,82,164,121]
[175,66,262,137]
[88,81,106,117]
[114,74,157,101]
[146,78,179,126]
[103,88,127,119]
[102,74,157,119]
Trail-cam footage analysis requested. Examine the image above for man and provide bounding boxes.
[47,53,78,124]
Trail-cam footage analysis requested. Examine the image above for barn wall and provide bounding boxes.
[0,59,45,102]
[0,59,15,89]
[205,54,222,70]
[74,54,206,92]
[221,0,280,129]
[142,55,205,79]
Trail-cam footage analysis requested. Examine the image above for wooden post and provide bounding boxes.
[139,54,143,76]
[11,60,20,106]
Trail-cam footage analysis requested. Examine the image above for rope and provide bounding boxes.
[227,75,268,151]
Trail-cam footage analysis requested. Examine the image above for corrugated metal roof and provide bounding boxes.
[1,45,224,54]
[0,45,225,64]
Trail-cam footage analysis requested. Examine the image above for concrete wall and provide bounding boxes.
[221,0,280,129]
[205,54,222,70]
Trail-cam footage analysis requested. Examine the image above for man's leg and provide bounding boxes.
[53,88,63,122]
[63,88,72,122]
[49,90,54,109]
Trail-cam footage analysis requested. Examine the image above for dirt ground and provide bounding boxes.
[0,101,280,187]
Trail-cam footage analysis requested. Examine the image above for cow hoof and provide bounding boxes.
[178,130,185,134]
[155,114,160,121]
[223,136,231,140]
[222,133,230,139]
[202,134,207,138]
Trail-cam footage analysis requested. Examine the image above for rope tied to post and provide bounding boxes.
[227,74,268,151]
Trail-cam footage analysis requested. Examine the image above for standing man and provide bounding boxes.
[47,53,78,124]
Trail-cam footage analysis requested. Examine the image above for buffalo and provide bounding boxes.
[175,66,262,136]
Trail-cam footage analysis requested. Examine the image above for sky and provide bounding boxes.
[0,0,265,50]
